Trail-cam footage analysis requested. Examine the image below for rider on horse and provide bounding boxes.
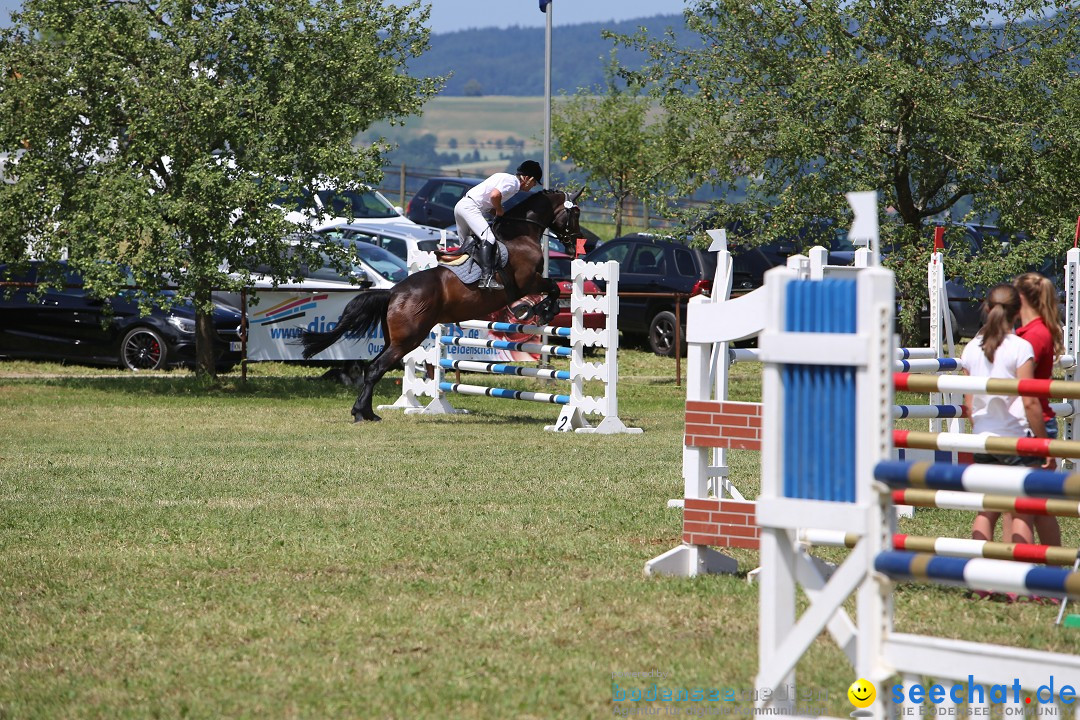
[453,160,544,290]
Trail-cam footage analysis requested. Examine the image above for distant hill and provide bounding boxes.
[412,14,692,96]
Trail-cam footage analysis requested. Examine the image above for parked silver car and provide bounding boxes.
[317,221,458,263]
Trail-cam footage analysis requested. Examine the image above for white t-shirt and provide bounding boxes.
[960,333,1035,437]
[464,172,521,213]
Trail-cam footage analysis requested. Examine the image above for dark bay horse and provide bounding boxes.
[301,187,585,422]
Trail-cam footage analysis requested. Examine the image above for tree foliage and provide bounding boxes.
[0,0,440,374]
[615,1,1080,337]
[551,57,682,237]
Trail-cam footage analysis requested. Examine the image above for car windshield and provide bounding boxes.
[351,242,409,282]
[273,187,399,220]
[543,234,567,253]
[828,228,858,252]
[307,252,367,283]
[317,189,398,220]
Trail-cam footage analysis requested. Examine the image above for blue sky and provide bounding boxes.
[0,1,690,31]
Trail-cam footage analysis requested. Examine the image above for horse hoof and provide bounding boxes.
[509,302,534,321]
[352,413,382,423]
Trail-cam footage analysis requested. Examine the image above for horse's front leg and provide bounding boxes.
[534,276,562,326]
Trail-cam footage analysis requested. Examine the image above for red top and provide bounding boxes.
[1016,316,1054,422]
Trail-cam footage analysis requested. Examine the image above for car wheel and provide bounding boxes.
[120,327,167,370]
[648,310,681,357]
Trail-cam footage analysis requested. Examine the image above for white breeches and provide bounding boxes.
[454,199,496,245]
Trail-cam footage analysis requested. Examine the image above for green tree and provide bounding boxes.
[551,58,681,237]
[615,1,1080,337]
[0,0,439,375]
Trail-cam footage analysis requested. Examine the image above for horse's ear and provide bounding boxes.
[571,186,585,203]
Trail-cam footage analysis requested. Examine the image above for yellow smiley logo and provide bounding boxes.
[848,678,876,708]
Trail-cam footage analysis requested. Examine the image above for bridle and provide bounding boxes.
[550,198,582,246]
[494,192,580,246]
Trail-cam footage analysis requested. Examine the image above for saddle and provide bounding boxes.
[434,237,509,286]
[435,236,503,266]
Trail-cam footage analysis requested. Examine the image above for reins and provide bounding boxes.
[493,194,578,245]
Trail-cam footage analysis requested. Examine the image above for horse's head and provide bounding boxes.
[501,187,585,247]
[550,187,584,245]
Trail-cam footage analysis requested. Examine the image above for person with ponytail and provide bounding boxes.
[1011,272,1065,548]
[962,284,1047,546]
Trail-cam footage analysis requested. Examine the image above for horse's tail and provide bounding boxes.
[300,290,391,360]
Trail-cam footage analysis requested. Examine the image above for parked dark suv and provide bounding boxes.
[583,234,719,356]
[405,177,479,228]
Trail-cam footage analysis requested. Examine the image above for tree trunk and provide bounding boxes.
[195,299,218,379]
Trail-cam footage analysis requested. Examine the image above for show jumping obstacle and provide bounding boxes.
[646,192,898,576]
[380,255,641,434]
[646,209,1080,577]
[750,244,1080,718]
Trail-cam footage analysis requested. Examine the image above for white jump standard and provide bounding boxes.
[753,260,1080,718]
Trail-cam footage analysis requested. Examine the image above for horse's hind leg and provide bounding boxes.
[349,283,442,422]
[350,342,416,422]
[352,353,391,422]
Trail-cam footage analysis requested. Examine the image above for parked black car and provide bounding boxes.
[0,263,243,371]
[830,221,1063,342]
[876,223,1059,342]
[583,234,719,356]
[931,223,1063,341]
[406,176,602,252]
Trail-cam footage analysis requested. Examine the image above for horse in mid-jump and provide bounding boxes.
[301,187,585,422]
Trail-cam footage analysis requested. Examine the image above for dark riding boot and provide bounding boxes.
[478,242,503,289]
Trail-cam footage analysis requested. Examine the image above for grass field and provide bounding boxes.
[2,353,1080,719]
[372,96,549,155]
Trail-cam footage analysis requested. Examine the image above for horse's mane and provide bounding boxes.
[504,189,561,220]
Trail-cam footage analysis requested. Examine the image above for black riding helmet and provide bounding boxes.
[516,160,543,184]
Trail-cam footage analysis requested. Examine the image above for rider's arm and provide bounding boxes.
[490,188,504,216]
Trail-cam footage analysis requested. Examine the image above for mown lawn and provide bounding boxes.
[1,353,1079,719]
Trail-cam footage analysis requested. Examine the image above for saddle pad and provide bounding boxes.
[437,242,509,286]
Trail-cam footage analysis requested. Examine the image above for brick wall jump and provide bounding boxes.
[684,400,762,450]
[682,497,760,549]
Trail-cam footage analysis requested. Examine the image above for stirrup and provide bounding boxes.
[480,273,504,290]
